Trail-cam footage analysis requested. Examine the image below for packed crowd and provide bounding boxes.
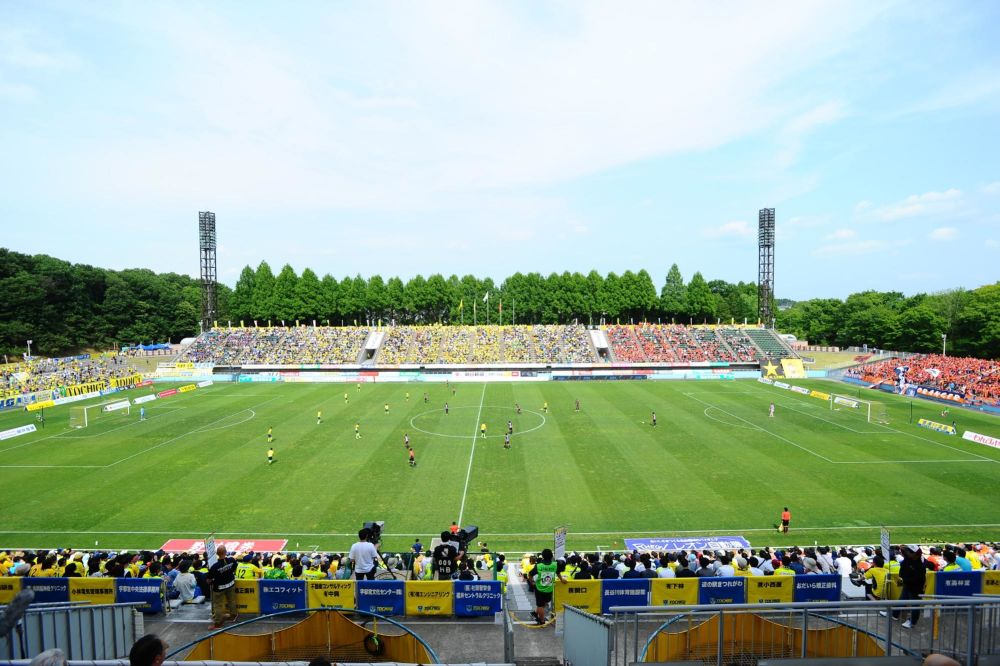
[375,325,595,364]
[179,327,370,366]
[1,355,139,399]
[850,354,1000,405]
[606,325,768,364]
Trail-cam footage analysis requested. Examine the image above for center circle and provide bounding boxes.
[408,404,547,440]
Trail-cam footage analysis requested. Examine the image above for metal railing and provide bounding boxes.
[564,605,614,666]
[608,598,1000,666]
[1,602,144,661]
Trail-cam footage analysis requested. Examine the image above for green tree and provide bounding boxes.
[230,265,255,323]
[251,261,277,324]
[297,268,322,323]
[273,264,301,324]
[685,272,717,322]
[660,264,686,322]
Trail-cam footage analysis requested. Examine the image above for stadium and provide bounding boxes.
[3,3,1000,666]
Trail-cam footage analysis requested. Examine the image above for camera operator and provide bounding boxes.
[349,528,386,580]
[432,531,459,580]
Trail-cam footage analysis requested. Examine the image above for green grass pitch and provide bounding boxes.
[2,379,999,554]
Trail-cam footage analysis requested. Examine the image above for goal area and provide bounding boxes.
[829,393,890,424]
[69,399,131,428]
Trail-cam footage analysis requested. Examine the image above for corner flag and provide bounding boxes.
[458,299,464,311]
[483,292,490,303]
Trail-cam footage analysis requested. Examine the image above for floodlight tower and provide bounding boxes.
[199,212,218,332]
[757,208,775,328]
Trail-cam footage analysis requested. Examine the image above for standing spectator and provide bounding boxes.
[206,545,238,629]
[892,545,926,628]
[527,548,565,625]
[348,528,383,580]
[432,531,459,580]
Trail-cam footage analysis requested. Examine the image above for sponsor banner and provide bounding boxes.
[625,536,751,553]
[27,400,55,412]
[197,380,214,388]
[69,577,116,605]
[0,423,37,441]
[138,379,154,387]
[307,580,356,610]
[260,579,306,614]
[160,538,288,554]
[115,578,163,613]
[698,577,746,605]
[834,396,860,408]
[935,572,982,597]
[0,577,21,604]
[601,579,650,614]
[236,579,261,614]
[24,578,70,604]
[793,575,840,602]
[650,578,699,606]
[454,580,502,616]
[790,386,811,395]
[554,579,601,613]
[157,389,178,398]
[0,390,61,412]
[917,418,957,435]
[963,430,1000,450]
[132,394,157,405]
[110,374,144,389]
[809,390,831,401]
[53,389,103,407]
[405,580,453,616]
[178,384,197,393]
[102,400,130,413]
[757,377,775,385]
[176,362,194,369]
[983,571,1000,596]
[774,381,791,390]
[747,576,794,604]
[356,580,405,616]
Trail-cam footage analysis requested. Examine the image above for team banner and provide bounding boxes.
[793,575,840,602]
[698,577,746,605]
[307,580,356,609]
[983,571,1000,595]
[69,577,116,605]
[26,400,55,412]
[235,580,261,614]
[110,374,144,389]
[746,576,794,604]
[356,580,405,615]
[115,578,163,613]
[260,579,306,614]
[453,580,502,616]
[23,578,70,604]
[963,431,1000,450]
[554,579,601,613]
[650,578,699,606]
[601,579,650,613]
[625,536,751,552]
[178,384,197,393]
[935,572,983,597]
[0,577,21,603]
[404,580,453,616]
[0,423,37,440]
[917,418,957,435]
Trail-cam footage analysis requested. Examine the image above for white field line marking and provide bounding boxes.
[0,428,74,454]
[4,523,1000,538]
[105,397,279,468]
[745,382,996,463]
[683,392,836,463]
[702,407,757,430]
[408,405,546,440]
[458,383,487,525]
[52,407,188,440]
[195,410,256,433]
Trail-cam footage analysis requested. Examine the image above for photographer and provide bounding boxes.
[348,528,385,580]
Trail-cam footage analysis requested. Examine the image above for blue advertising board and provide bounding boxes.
[793,574,840,602]
[356,580,405,616]
[453,580,502,616]
[259,579,306,614]
[23,578,69,604]
[601,579,650,613]
[936,572,983,597]
[624,536,751,553]
[115,578,164,613]
[698,577,746,605]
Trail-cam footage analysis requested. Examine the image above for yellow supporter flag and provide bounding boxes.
[554,578,601,613]
[236,580,260,614]
[27,400,55,412]
[307,580,356,609]
[69,577,116,605]
[650,578,698,606]
[404,580,453,616]
[746,576,794,604]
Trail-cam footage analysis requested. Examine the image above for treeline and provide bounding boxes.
[2,248,997,359]
[0,248,226,357]
[227,261,760,328]
[777,284,1000,359]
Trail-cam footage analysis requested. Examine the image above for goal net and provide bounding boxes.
[69,399,131,428]
[830,394,890,424]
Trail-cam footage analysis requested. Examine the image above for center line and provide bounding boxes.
[458,384,487,525]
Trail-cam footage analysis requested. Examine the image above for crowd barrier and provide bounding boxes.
[0,577,164,612]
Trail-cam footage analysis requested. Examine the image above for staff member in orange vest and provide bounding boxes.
[780,507,791,533]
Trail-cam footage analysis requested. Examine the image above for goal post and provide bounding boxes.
[69,399,132,428]
[829,393,890,424]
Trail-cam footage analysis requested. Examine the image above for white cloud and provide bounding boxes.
[775,100,847,168]
[813,240,887,256]
[929,227,958,241]
[823,229,856,241]
[865,189,963,222]
[854,200,872,213]
[984,239,998,248]
[983,182,1000,195]
[704,221,754,239]
[0,28,79,69]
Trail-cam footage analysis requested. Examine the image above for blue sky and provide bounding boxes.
[1,1,998,300]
